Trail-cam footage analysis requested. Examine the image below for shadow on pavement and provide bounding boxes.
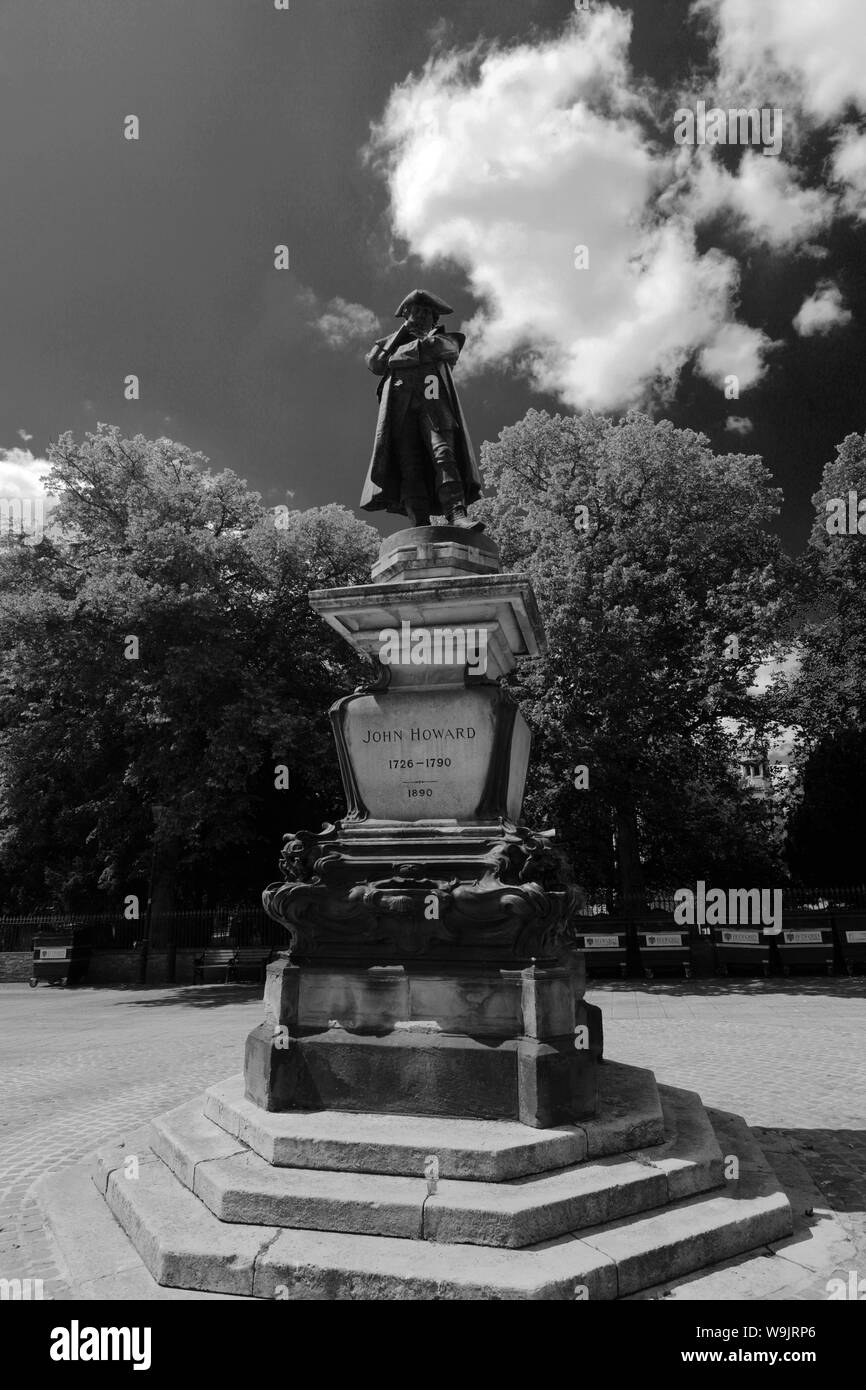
[586,975,866,1000]
[113,984,265,1009]
[759,1126,866,1217]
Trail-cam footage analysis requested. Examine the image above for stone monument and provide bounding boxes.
[245,520,601,1130]
[42,292,795,1301]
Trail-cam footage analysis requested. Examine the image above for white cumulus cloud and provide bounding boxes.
[0,447,52,498]
[725,415,754,434]
[367,7,776,412]
[310,295,381,349]
[831,126,866,220]
[697,320,779,391]
[294,286,379,349]
[679,150,833,249]
[793,281,852,336]
[367,2,866,413]
[696,0,866,123]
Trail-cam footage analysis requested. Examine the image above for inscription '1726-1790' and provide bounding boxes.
[342,691,498,820]
[361,726,477,744]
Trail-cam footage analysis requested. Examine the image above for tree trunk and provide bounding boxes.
[148,836,180,950]
[613,802,648,916]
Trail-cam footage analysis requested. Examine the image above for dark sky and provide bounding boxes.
[1,0,864,549]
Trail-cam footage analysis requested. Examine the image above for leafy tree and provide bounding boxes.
[774,432,866,883]
[478,409,788,905]
[786,432,866,737]
[0,425,378,916]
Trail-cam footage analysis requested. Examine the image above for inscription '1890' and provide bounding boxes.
[361,726,476,744]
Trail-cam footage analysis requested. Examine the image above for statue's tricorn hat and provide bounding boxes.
[395,289,454,318]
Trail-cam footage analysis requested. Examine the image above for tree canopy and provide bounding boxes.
[3,411,861,915]
[0,425,378,914]
[478,409,789,902]
[772,431,866,883]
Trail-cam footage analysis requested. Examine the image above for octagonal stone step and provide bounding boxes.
[203,1059,664,1181]
[576,1109,792,1297]
[149,1081,723,1248]
[92,1107,791,1299]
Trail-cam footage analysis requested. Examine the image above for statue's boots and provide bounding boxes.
[438,481,484,533]
[446,502,485,533]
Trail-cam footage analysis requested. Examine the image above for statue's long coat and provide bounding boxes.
[360,325,482,516]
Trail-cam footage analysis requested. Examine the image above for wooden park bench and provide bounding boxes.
[192,949,237,985]
[229,948,274,985]
[192,946,274,986]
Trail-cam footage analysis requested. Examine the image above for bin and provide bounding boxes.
[834,912,866,975]
[30,926,91,987]
[777,913,835,976]
[712,925,771,977]
[635,919,691,979]
[570,921,628,978]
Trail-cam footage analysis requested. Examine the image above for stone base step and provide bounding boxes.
[91,1105,791,1299]
[33,1162,250,1301]
[150,1080,723,1247]
[204,1059,664,1180]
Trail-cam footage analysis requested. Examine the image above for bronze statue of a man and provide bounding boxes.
[359,289,483,530]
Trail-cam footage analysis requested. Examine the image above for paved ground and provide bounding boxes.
[1,976,864,1300]
[583,976,866,1299]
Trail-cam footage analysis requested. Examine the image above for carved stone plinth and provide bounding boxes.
[251,527,594,1124]
[262,821,580,967]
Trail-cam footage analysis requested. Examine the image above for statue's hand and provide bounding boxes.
[389,321,415,350]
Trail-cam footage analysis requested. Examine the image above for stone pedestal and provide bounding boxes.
[249,527,598,1126]
[245,957,601,1127]
[68,530,795,1302]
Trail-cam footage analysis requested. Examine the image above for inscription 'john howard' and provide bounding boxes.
[361,726,476,743]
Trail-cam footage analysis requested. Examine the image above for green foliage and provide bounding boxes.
[787,432,866,737]
[773,433,866,881]
[479,409,788,899]
[0,426,378,912]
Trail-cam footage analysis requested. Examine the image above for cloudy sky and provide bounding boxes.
[2,0,866,546]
